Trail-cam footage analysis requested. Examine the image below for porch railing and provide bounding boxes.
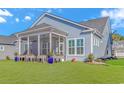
[19,55,64,62]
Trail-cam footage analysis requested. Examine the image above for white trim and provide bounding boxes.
[31,13,47,28]
[31,13,93,30]
[18,37,21,55]
[38,34,40,56]
[91,32,93,54]
[67,37,85,56]
[49,32,52,52]
[65,37,67,60]
[27,36,30,55]
[51,32,67,38]
[58,36,60,54]
[17,26,52,36]
[19,32,49,39]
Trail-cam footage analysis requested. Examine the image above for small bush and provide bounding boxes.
[14,52,18,56]
[48,49,54,57]
[95,59,105,62]
[6,56,10,60]
[87,54,94,62]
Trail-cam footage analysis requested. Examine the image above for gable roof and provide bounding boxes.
[0,35,17,45]
[80,17,109,34]
[31,12,93,30]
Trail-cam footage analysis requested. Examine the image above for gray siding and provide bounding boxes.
[67,32,92,61]
[0,43,18,60]
[93,19,112,58]
[34,15,92,61]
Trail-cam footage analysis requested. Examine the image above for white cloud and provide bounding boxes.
[15,18,19,22]
[0,17,6,23]
[0,9,13,16]
[24,16,31,21]
[101,9,124,29]
[46,9,52,13]
[46,8,63,13]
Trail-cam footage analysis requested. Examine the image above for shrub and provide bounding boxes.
[14,52,18,56]
[95,59,104,62]
[6,56,10,60]
[87,54,94,62]
[48,49,54,57]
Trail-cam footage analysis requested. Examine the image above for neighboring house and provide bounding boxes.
[112,41,124,58]
[0,35,18,60]
[0,13,112,61]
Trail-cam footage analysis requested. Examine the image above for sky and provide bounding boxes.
[0,8,124,36]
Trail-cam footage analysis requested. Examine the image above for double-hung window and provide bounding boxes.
[68,38,84,55]
[68,40,75,55]
[77,39,84,54]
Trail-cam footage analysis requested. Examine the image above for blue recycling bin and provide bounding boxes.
[48,56,54,64]
[15,56,19,62]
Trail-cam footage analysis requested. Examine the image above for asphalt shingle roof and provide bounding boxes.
[0,35,17,45]
[80,17,109,34]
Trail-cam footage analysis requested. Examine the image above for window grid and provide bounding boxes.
[68,38,84,55]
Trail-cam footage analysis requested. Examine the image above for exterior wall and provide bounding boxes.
[112,41,124,58]
[0,43,18,60]
[34,15,92,61]
[93,34,102,58]
[93,19,112,58]
[66,32,92,61]
[35,15,87,38]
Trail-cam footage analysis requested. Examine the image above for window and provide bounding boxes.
[42,42,49,55]
[77,39,84,54]
[68,38,84,55]
[0,45,4,51]
[68,40,75,54]
[93,37,100,47]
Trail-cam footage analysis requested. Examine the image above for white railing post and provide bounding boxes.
[58,36,60,54]
[27,36,30,55]
[38,35,40,56]
[19,37,21,55]
[49,32,52,52]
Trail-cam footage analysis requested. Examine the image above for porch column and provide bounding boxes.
[58,36,60,54]
[65,37,67,61]
[38,35,40,56]
[18,37,21,55]
[49,32,52,52]
[27,36,30,55]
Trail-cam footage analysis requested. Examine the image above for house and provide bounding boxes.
[112,41,124,58]
[0,35,17,60]
[0,13,112,61]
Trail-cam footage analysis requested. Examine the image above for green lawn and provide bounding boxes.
[0,59,124,84]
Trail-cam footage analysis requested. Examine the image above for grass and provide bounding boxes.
[0,59,124,84]
[107,58,124,66]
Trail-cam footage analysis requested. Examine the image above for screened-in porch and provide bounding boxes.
[17,23,67,62]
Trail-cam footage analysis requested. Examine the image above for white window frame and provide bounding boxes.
[93,37,100,47]
[68,39,75,55]
[76,39,85,55]
[67,37,85,56]
[0,45,4,51]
